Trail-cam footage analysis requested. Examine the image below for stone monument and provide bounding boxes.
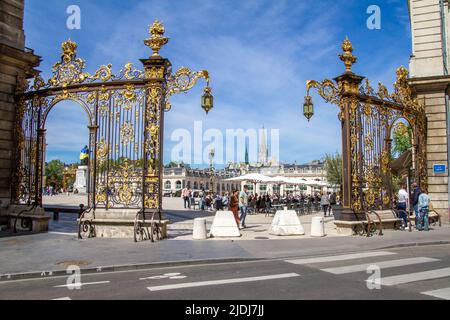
[74,166,88,194]
[74,146,89,194]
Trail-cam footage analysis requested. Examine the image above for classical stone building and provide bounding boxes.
[162,160,328,196]
[0,0,40,206]
[408,0,450,220]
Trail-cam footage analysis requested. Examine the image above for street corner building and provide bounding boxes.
[408,0,450,219]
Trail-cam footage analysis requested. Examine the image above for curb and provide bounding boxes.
[0,257,266,282]
[378,240,450,250]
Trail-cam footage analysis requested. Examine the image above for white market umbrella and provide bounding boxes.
[225,173,278,194]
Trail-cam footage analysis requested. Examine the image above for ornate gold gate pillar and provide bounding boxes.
[333,72,364,211]
[140,54,171,217]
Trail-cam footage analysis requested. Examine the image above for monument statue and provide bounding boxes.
[80,145,89,166]
[74,145,89,194]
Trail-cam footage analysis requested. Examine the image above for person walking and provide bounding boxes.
[320,192,330,217]
[329,192,337,216]
[411,182,422,223]
[188,188,194,209]
[397,184,409,230]
[222,192,230,210]
[182,187,189,209]
[230,190,240,226]
[239,186,249,229]
[417,189,431,231]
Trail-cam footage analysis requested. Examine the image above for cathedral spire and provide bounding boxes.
[245,141,249,165]
[259,126,268,165]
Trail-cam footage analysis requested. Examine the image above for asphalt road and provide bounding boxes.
[1,244,450,300]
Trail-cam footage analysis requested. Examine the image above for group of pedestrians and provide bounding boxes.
[396,183,431,231]
[181,186,251,229]
[320,192,337,217]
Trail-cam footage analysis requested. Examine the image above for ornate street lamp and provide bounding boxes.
[201,77,214,114]
[303,94,314,121]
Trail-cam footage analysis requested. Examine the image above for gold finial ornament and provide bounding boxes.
[144,20,169,57]
[339,37,357,72]
[61,39,78,63]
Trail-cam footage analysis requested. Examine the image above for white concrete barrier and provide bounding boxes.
[193,218,208,240]
[311,216,325,237]
[210,211,241,238]
[269,210,305,236]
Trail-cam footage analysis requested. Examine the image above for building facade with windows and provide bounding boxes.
[408,0,450,220]
[162,160,328,196]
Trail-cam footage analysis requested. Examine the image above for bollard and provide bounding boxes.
[310,216,325,237]
[193,218,208,240]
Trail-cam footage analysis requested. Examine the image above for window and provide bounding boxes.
[176,181,182,189]
[194,182,198,190]
[164,181,172,190]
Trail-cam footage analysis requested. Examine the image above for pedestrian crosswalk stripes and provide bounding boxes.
[321,257,439,275]
[147,273,301,292]
[285,251,396,265]
[377,267,450,286]
[422,288,450,300]
[284,251,450,299]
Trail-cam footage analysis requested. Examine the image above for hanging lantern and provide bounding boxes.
[201,86,214,114]
[303,95,314,121]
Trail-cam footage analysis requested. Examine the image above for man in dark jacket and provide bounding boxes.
[412,182,422,221]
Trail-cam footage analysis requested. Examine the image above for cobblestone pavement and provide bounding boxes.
[43,195,340,240]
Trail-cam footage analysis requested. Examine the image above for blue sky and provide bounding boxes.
[24,0,412,168]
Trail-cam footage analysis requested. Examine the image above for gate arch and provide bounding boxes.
[42,97,94,129]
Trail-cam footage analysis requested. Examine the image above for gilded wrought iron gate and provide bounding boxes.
[12,21,212,222]
[305,38,427,213]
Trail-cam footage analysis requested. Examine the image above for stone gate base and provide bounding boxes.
[78,209,169,239]
[333,208,403,236]
[0,205,50,234]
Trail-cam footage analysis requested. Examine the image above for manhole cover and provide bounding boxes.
[254,237,269,240]
[55,260,92,268]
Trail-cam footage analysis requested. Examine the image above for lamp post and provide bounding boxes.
[301,37,364,219]
[141,20,214,217]
[209,148,215,194]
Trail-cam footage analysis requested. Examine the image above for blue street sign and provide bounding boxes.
[433,164,447,174]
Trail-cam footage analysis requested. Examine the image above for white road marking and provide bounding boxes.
[140,276,168,280]
[147,273,300,292]
[374,267,450,286]
[48,232,77,236]
[422,288,450,300]
[321,257,439,275]
[285,251,396,265]
[52,297,72,300]
[140,273,187,280]
[54,281,110,288]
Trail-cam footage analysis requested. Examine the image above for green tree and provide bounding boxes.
[392,122,412,158]
[45,160,65,188]
[324,153,342,187]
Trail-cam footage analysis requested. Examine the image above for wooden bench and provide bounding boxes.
[408,210,441,227]
[335,210,403,236]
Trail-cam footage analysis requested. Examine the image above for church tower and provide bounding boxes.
[258,127,268,165]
